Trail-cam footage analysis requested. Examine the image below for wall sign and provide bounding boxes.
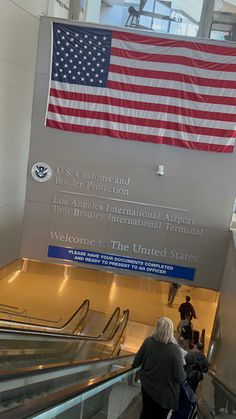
[31,162,52,183]
[48,245,196,280]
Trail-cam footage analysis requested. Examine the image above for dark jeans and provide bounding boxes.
[140,387,170,419]
[168,285,178,305]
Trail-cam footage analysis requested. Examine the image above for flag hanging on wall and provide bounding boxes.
[45,22,236,153]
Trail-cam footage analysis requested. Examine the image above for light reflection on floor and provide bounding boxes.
[0,258,219,353]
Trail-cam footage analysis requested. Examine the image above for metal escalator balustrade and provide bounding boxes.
[198,369,236,417]
[0,309,130,371]
[0,354,135,417]
[78,306,121,340]
[0,359,140,419]
[0,355,229,418]
[0,300,124,342]
[0,299,90,334]
[66,309,130,360]
[0,306,130,415]
[1,364,231,418]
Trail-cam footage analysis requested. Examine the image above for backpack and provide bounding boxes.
[186,368,204,392]
[186,351,208,373]
[185,352,206,391]
[181,324,192,340]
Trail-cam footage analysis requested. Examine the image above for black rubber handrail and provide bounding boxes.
[0,299,90,332]
[208,369,236,401]
[0,309,61,323]
[0,304,19,310]
[111,309,130,356]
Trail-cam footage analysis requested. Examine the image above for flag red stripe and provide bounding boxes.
[107,80,236,106]
[111,47,236,72]
[113,30,236,57]
[46,119,234,153]
[109,63,236,89]
[48,103,235,138]
[49,88,236,122]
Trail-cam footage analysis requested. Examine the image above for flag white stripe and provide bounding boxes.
[46,112,235,146]
[48,95,236,130]
[108,72,236,97]
[50,81,236,114]
[110,55,236,81]
[112,38,236,65]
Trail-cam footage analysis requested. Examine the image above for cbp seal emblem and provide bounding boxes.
[31,162,52,182]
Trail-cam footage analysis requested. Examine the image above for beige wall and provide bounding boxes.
[0,0,50,267]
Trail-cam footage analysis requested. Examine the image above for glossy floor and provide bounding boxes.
[0,258,218,352]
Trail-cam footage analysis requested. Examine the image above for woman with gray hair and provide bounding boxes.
[132,317,186,419]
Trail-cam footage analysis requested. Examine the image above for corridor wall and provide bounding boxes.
[0,0,48,267]
[210,232,236,390]
[0,1,71,268]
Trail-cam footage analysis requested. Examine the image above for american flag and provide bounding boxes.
[45,22,236,153]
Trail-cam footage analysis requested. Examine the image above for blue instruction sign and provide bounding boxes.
[48,245,195,281]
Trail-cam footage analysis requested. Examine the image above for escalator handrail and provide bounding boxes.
[98,309,129,342]
[111,309,130,356]
[208,368,236,401]
[78,306,120,340]
[0,363,140,419]
[0,304,19,311]
[0,308,61,323]
[0,299,90,332]
[0,352,135,381]
[0,309,129,342]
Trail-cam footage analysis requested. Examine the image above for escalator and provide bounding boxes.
[0,308,132,418]
[0,354,137,418]
[0,298,132,418]
[0,299,89,334]
[0,346,236,419]
[0,307,129,370]
[0,306,226,419]
[0,299,123,338]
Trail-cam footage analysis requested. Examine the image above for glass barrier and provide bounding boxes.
[44,1,236,42]
[0,356,135,416]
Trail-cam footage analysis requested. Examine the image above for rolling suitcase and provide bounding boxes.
[170,381,198,419]
[171,403,198,419]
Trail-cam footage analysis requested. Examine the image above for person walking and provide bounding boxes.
[177,314,193,351]
[132,317,186,419]
[178,336,188,365]
[178,296,197,320]
[168,282,181,306]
